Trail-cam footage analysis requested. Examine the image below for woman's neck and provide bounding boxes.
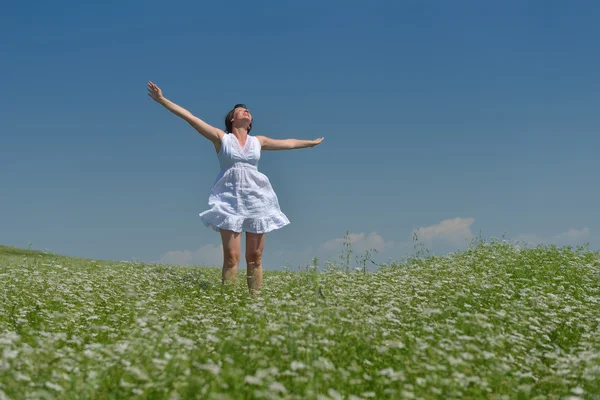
[230,126,248,136]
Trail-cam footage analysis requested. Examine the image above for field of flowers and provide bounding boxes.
[1,241,599,399]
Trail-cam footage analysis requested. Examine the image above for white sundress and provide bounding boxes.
[199,133,290,234]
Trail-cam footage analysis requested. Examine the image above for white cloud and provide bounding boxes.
[412,217,475,246]
[321,232,388,254]
[551,227,590,243]
[156,244,223,267]
[516,227,591,247]
[512,234,543,246]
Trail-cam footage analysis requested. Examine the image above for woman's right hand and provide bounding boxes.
[147,81,164,103]
[147,81,224,145]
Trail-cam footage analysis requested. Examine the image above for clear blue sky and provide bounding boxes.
[2,0,599,270]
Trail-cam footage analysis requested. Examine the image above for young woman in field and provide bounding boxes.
[147,82,324,294]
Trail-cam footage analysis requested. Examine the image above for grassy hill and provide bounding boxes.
[1,241,599,399]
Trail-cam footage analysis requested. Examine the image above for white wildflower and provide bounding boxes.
[389,341,405,349]
[206,334,219,343]
[83,349,95,358]
[327,388,343,400]
[571,387,585,395]
[291,361,306,371]
[448,356,464,365]
[44,382,63,392]
[126,366,149,381]
[269,382,287,393]
[14,372,30,382]
[119,378,134,388]
[175,336,194,347]
[245,375,261,385]
[313,357,335,371]
[2,348,18,360]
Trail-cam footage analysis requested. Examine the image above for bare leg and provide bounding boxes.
[245,232,265,295]
[220,229,241,285]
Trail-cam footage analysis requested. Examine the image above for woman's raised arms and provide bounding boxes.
[256,136,324,150]
[147,81,224,145]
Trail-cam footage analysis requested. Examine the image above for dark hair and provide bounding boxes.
[225,104,252,133]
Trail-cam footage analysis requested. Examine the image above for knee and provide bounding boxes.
[223,249,240,266]
[245,249,263,265]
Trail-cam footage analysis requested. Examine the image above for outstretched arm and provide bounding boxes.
[256,136,324,151]
[147,81,224,144]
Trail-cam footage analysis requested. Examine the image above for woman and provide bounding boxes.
[147,82,323,294]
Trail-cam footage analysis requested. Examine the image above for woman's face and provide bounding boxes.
[233,107,252,124]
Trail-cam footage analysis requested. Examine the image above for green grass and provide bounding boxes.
[1,241,599,399]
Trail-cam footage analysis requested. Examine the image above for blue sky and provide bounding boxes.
[1,0,599,270]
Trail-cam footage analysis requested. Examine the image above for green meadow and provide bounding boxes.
[1,240,599,399]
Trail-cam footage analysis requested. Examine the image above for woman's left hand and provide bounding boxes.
[311,137,324,147]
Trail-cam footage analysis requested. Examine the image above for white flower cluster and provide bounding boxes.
[0,241,599,398]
